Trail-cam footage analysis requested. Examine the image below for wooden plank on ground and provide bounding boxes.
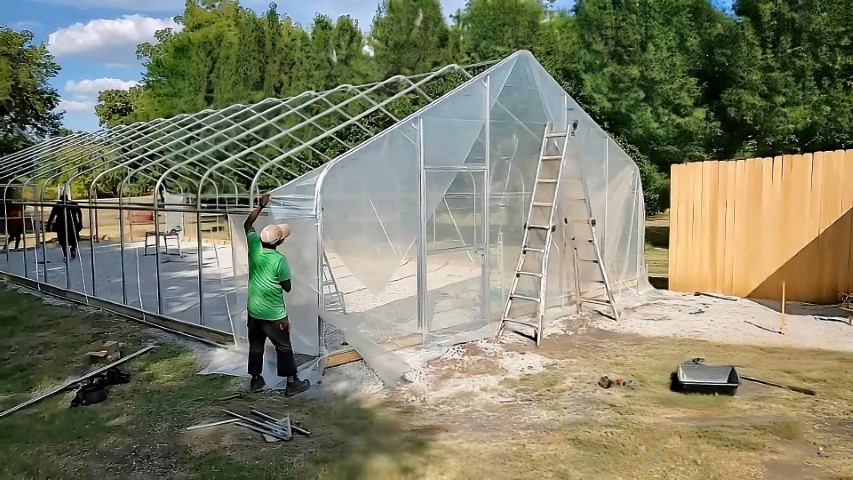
[325,348,362,368]
[324,333,425,369]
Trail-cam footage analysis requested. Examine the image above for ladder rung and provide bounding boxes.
[517,271,543,278]
[542,155,561,160]
[523,247,545,253]
[532,201,553,207]
[546,132,568,138]
[527,224,553,230]
[510,294,541,302]
[538,179,558,184]
[500,318,541,330]
[580,297,612,305]
[568,219,590,224]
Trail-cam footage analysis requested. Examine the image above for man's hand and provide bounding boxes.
[245,193,271,231]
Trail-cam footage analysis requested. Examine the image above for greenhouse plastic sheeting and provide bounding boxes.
[264,51,650,384]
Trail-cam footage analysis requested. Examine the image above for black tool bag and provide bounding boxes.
[70,367,131,408]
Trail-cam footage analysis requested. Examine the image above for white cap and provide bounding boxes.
[260,224,291,244]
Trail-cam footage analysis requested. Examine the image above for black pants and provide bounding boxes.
[247,315,298,378]
[57,230,78,258]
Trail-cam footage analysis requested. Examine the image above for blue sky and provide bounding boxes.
[5,0,672,132]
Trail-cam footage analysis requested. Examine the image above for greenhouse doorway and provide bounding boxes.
[423,167,489,337]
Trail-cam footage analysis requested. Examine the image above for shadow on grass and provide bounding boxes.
[645,225,669,248]
[0,287,437,480]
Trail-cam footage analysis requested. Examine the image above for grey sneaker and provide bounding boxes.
[284,379,310,397]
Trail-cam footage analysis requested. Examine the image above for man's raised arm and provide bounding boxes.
[244,193,271,231]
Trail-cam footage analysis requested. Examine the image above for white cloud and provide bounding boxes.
[32,0,182,11]
[58,99,97,114]
[48,15,180,64]
[32,0,276,12]
[66,78,138,98]
[58,77,138,117]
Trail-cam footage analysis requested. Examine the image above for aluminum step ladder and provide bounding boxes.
[497,122,620,345]
[497,123,570,345]
[571,219,620,321]
[321,251,346,314]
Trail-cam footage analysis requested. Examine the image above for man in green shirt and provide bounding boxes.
[243,193,310,395]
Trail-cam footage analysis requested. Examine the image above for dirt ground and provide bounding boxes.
[1,282,851,479]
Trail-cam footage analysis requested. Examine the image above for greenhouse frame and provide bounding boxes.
[0,51,648,382]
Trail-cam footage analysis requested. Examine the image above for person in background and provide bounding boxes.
[243,193,310,395]
[5,203,23,250]
[46,194,83,261]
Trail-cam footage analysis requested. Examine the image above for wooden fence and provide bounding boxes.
[668,150,853,304]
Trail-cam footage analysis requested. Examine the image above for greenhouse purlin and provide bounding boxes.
[0,51,649,385]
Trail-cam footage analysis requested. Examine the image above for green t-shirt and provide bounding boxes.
[246,228,291,321]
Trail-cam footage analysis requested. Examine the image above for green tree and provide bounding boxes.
[0,27,63,155]
[727,0,853,155]
[95,89,135,127]
[459,0,547,61]
[370,0,451,77]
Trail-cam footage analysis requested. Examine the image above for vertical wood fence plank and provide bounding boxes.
[820,151,843,301]
[669,164,682,286]
[731,159,748,296]
[757,157,774,298]
[825,150,853,302]
[723,160,738,295]
[791,154,812,301]
[843,150,853,295]
[806,152,824,302]
[698,161,712,291]
[686,162,700,292]
[714,161,729,293]
[706,161,720,290]
[743,158,763,294]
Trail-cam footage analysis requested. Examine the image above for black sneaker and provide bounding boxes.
[250,375,266,392]
[284,378,310,397]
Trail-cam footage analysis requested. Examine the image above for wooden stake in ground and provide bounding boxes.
[780,282,787,335]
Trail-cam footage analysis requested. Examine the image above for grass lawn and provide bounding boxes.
[645,212,670,281]
[1,284,851,479]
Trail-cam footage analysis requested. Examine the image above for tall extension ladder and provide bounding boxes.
[497,122,619,345]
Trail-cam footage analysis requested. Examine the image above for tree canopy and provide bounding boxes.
[0,27,63,155]
[84,0,853,212]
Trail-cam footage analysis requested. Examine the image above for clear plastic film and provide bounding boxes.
[261,52,649,384]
